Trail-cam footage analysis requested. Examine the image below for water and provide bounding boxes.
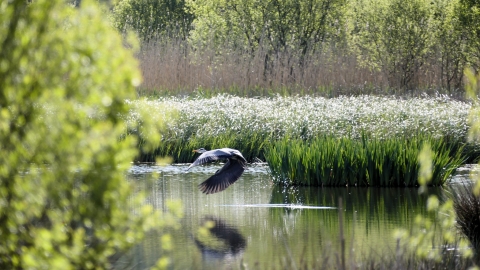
[119,163,474,269]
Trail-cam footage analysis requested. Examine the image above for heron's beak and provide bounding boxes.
[193,149,198,153]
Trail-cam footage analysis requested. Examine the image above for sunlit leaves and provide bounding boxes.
[465,68,480,196]
[0,0,177,268]
[457,0,480,70]
[394,193,459,261]
[426,195,440,211]
[418,143,433,189]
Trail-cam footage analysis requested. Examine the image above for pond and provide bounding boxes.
[117,163,475,269]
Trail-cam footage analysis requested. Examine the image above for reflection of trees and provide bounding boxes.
[269,186,444,221]
[195,215,246,263]
[266,186,447,258]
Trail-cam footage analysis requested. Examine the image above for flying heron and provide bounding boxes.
[188,148,247,194]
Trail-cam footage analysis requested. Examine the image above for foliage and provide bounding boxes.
[0,0,178,268]
[110,0,194,42]
[366,147,451,265]
[108,0,480,94]
[466,68,480,195]
[349,0,436,89]
[457,0,480,70]
[390,144,472,264]
[393,195,467,261]
[102,0,480,95]
[462,69,480,264]
[185,0,346,75]
[264,136,464,187]
[431,0,468,91]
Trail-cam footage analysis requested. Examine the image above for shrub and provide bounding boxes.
[349,0,437,89]
[111,0,193,42]
[186,0,346,77]
[0,0,177,268]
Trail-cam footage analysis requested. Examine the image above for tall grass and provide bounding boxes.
[265,136,465,186]
[137,39,466,98]
[126,95,473,163]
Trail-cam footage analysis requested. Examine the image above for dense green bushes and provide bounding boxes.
[0,1,179,268]
[186,0,345,66]
[350,0,436,89]
[111,0,193,41]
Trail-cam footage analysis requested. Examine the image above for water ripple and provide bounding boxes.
[128,163,269,175]
[217,204,336,209]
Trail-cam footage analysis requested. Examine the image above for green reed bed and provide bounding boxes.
[265,136,465,187]
[125,94,473,163]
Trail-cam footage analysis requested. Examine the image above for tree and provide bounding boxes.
[349,0,435,89]
[432,0,467,92]
[186,0,346,77]
[111,0,194,42]
[457,0,480,70]
[0,0,177,268]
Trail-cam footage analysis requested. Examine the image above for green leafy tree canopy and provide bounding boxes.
[111,0,194,42]
[186,0,345,60]
[348,0,436,89]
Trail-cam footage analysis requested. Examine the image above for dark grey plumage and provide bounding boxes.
[188,148,247,194]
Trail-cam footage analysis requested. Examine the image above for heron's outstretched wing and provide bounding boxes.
[198,159,246,194]
[187,149,235,170]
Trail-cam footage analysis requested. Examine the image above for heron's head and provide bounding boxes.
[193,148,207,153]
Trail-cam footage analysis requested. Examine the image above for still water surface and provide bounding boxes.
[118,163,474,269]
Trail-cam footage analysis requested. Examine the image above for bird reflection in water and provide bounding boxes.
[194,216,246,265]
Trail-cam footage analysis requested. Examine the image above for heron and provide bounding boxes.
[188,148,247,194]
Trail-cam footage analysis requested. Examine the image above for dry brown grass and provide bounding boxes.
[137,39,463,97]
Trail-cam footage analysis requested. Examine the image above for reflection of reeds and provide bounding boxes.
[265,136,465,186]
[269,192,473,269]
[342,243,472,269]
[338,198,346,270]
[268,185,440,246]
[453,185,480,261]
